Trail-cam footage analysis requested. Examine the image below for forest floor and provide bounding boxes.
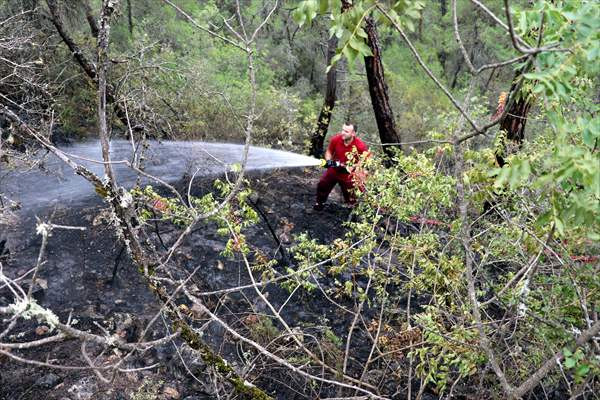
[0,167,382,400]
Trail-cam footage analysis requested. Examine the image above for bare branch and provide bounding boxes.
[161,0,245,51]
[452,0,476,74]
[377,5,482,134]
[469,0,531,49]
[185,290,389,399]
[510,321,600,399]
[250,1,279,43]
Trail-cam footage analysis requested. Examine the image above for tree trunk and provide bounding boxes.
[450,58,463,89]
[309,36,337,158]
[439,0,448,16]
[364,16,401,159]
[494,66,533,167]
[437,50,448,76]
[126,0,133,35]
[83,0,99,38]
[437,0,448,78]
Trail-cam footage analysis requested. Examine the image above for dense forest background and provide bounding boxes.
[0,0,598,399]
[2,0,528,148]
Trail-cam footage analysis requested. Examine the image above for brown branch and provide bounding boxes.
[510,321,600,399]
[377,5,482,134]
[46,0,98,81]
[45,0,141,131]
[185,290,389,399]
[452,0,476,74]
[468,0,531,49]
[0,334,67,349]
[503,0,530,54]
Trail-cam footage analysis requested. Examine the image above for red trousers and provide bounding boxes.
[316,167,357,205]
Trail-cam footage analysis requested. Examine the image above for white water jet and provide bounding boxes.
[1,140,321,211]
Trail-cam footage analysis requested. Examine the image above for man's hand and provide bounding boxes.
[323,159,342,168]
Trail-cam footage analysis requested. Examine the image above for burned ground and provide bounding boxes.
[1,168,396,400]
[1,166,577,400]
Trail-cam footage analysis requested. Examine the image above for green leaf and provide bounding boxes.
[555,81,567,99]
[406,8,421,20]
[348,35,373,57]
[356,27,368,39]
[319,0,329,14]
[343,45,358,66]
[307,1,318,21]
[564,357,576,369]
[326,53,342,73]
[519,11,527,35]
[554,216,565,236]
[536,211,551,227]
[582,128,596,148]
[494,166,510,188]
[588,232,600,241]
[292,8,307,26]
[576,364,590,377]
[587,45,599,61]
[521,159,531,179]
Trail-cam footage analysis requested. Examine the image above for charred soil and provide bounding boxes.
[1,168,391,400]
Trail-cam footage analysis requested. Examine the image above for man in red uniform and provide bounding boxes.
[314,123,369,210]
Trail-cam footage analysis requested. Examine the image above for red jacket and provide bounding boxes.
[326,134,369,165]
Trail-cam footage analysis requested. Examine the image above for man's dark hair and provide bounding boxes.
[344,122,357,133]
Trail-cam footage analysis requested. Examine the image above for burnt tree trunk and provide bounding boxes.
[46,0,97,80]
[450,58,463,89]
[494,66,533,167]
[436,0,448,77]
[309,36,338,158]
[439,0,448,16]
[364,16,401,159]
[83,0,99,38]
[484,66,535,215]
[126,0,133,35]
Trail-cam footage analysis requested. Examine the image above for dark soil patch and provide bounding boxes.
[1,167,370,400]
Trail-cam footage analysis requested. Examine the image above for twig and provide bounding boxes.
[510,321,600,399]
[161,0,245,50]
[468,0,531,49]
[185,290,389,399]
[452,0,476,74]
[377,5,482,134]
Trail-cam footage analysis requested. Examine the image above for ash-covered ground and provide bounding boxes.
[0,168,369,400]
